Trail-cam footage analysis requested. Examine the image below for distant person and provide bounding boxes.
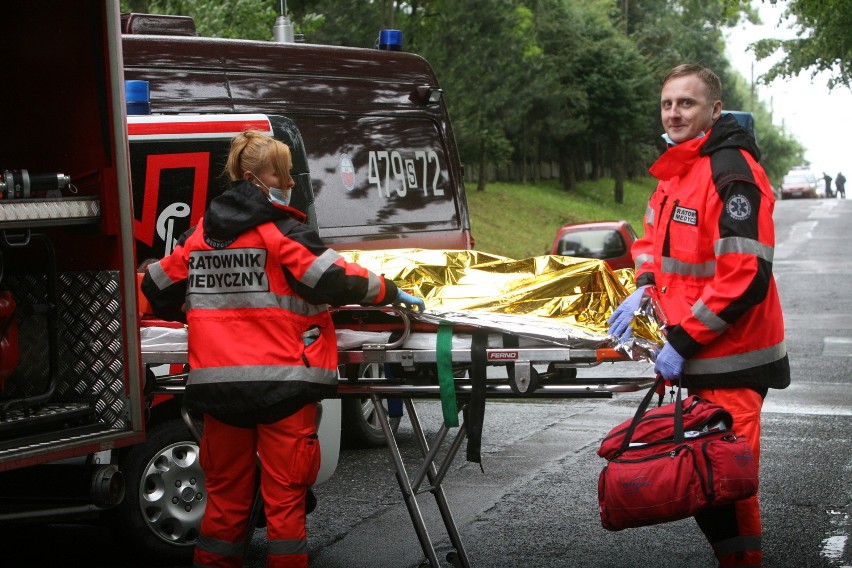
[836,171,846,198]
[823,172,833,198]
[608,64,790,567]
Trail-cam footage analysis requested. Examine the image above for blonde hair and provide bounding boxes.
[224,129,292,184]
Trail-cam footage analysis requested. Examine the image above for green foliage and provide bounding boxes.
[467,176,654,260]
[752,0,852,90]
[118,0,805,203]
[415,0,540,189]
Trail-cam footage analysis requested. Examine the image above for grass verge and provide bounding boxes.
[466,176,655,260]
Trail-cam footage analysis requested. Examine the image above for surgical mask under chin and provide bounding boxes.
[662,130,705,146]
[267,186,292,207]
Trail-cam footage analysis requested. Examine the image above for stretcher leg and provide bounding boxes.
[405,399,471,568]
[371,394,471,568]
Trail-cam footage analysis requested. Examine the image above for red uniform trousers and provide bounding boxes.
[193,403,321,568]
[692,387,764,567]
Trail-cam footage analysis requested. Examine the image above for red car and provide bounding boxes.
[549,220,638,271]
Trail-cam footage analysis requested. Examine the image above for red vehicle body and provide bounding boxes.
[549,220,638,271]
[780,167,821,199]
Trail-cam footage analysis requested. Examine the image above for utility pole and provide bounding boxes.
[750,61,756,111]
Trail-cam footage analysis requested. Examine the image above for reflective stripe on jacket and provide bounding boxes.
[143,197,398,419]
[633,115,790,390]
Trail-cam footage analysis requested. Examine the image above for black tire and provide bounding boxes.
[109,418,204,565]
[341,363,402,448]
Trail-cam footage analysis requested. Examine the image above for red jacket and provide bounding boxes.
[142,181,399,423]
[634,114,790,391]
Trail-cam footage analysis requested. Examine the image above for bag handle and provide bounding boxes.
[616,373,685,456]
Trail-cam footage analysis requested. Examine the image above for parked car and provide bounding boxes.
[549,220,638,271]
[780,167,821,199]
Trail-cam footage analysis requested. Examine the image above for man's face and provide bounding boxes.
[660,74,722,144]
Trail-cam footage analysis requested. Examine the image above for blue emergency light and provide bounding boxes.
[125,80,151,115]
[378,29,402,51]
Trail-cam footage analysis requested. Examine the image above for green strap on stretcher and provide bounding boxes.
[436,323,459,427]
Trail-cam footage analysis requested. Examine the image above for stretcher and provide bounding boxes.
[140,306,654,568]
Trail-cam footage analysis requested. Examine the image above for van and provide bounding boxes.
[121,13,472,260]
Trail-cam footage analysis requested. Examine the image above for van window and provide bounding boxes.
[296,115,459,242]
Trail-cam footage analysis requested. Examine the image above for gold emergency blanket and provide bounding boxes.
[339,249,664,354]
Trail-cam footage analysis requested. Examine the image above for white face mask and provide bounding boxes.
[662,130,705,146]
[251,173,292,207]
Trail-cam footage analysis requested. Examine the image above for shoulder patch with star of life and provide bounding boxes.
[725,194,752,221]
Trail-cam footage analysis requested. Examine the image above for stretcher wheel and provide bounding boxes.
[446,551,464,567]
[509,366,538,395]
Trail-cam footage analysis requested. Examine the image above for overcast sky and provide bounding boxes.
[724,1,852,179]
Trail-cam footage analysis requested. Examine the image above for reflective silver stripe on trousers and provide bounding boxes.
[684,340,786,375]
[302,249,342,288]
[692,299,730,335]
[712,534,762,557]
[195,534,243,557]
[661,256,716,278]
[187,290,328,315]
[715,236,774,262]
[268,538,308,556]
[189,364,338,387]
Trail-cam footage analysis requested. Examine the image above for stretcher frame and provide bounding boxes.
[141,307,653,567]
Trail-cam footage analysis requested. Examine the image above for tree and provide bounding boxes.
[751,0,852,90]
[415,0,539,191]
[562,1,657,200]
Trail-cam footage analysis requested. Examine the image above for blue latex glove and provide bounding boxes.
[394,289,425,312]
[654,342,685,381]
[606,285,649,341]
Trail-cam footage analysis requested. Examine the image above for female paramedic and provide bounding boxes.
[141,129,424,568]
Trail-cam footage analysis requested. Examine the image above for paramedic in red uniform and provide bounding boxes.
[141,129,425,568]
[608,64,790,567]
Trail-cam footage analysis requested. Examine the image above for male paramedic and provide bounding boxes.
[608,64,791,567]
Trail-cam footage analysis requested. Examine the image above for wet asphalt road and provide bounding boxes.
[6,197,852,568]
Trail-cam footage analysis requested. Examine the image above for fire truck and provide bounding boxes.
[0,1,471,563]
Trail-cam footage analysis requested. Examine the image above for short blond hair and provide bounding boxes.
[662,64,721,103]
